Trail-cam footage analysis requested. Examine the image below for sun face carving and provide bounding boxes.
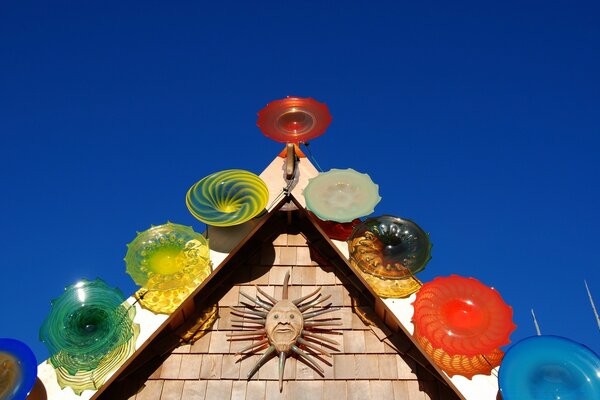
[228,271,340,391]
[265,299,303,353]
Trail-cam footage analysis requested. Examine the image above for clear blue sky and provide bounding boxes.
[1,1,599,362]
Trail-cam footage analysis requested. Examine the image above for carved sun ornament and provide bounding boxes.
[228,271,341,391]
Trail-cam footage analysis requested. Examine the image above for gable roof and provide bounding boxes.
[37,153,499,400]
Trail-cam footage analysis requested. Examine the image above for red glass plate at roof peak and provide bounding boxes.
[257,96,332,143]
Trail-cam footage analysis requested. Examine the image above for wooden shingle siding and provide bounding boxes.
[125,223,459,400]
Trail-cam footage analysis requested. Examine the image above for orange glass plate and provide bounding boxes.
[415,329,504,379]
[257,97,332,143]
[412,275,516,356]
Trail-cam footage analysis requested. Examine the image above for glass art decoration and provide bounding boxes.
[415,331,504,379]
[176,304,219,344]
[186,169,269,227]
[303,168,381,223]
[229,271,340,392]
[256,97,332,143]
[0,338,37,400]
[308,210,361,241]
[53,323,139,395]
[412,275,516,356]
[348,215,431,280]
[499,335,600,400]
[39,279,137,375]
[349,260,423,298]
[125,222,211,291]
[134,275,207,315]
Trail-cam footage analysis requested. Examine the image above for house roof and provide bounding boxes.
[36,151,499,400]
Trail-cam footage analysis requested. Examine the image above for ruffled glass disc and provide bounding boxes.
[256,97,332,143]
[499,335,600,400]
[134,268,209,315]
[349,256,422,298]
[0,338,37,400]
[39,279,136,374]
[53,322,139,395]
[412,275,516,356]
[348,215,431,280]
[415,330,504,379]
[303,168,381,223]
[125,222,211,291]
[186,170,269,227]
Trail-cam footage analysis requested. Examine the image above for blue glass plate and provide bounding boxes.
[0,338,38,400]
[499,335,600,400]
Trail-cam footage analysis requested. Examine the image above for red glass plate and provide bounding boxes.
[412,275,516,356]
[257,97,332,143]
[308,211,361,241]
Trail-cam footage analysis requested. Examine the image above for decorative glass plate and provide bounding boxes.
[186,170,268,227]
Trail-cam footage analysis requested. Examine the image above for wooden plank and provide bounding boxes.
[343,331,366,353]
[347,381,370,400]
[392,381,409,399]
[148,365,162,380]
[172,344,191,354]
[199,354,222,379]
[354,354,379,379]
[296,356,321,380]
[338,308,354,329]
[321,286,344,307]
[135,380,164,400]
[181,381,207,400]
[219,285,240,307]
[396,355,419,380]
[287,233,307,246]
[265,380,284,400]
[239,354,260,379]
[159,354,182,379]
[323,381,346,400]
[296,247,316,266]
[160,381,184,400]
[364,330,385,353]
[279,247,298,265]
[378,354,399,380]
[351,311,368,330]
[370,381,395,400]
[374,298,386,322]
[273,233,288,245]
[260,245,281,266]
[231,381,247,400]
[221,354,241,379]
[283,354,296,380]
[246,381,267,400]
[208,331,231,353]
[297,266,316,285]
[215,308,233,330]
[405,380,425,400]
[250,266,271,284]
[314,265,336,284]
[257,353,278,380]
[288,381,323,400]
[190,331,211,353]
[205,381,233,400]
[333,354,355,379]
[178,354,202,379]
[269,266,291,284]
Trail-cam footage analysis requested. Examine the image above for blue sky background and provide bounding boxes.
[1,1,599,363]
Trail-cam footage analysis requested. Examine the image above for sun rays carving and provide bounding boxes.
[227,271,341,391]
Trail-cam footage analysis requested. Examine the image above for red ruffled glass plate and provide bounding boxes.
[257,97,332,143]
[412,275,516,356]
